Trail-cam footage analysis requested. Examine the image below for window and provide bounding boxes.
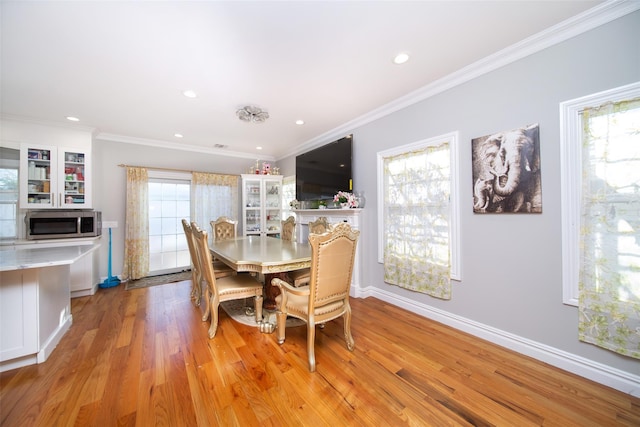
[560,82,640,358]
[0,167,18,240]
[148,171,191,274]
[377,132,460,299]
[561,82,640,306]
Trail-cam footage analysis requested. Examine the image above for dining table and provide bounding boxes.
[209,236,312,309]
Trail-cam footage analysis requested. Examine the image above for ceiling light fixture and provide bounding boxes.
[236,105,269,123]
[295,119,305,125]
[174,133,183,138]
[66,116,80,122]
[393,52,410,64]
[183,90,197,98]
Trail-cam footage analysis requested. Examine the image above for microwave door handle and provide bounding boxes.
[77,216,81,234]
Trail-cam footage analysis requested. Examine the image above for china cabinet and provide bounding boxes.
[241,174,282,237]
[20,144,92,209]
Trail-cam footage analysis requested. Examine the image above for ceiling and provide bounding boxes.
[1,1,605,160]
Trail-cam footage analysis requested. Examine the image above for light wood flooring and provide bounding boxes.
[1,279,638,426]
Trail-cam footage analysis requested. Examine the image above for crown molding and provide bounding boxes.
[0,113,97,134]
[95,132,276,162]
[279,0,640,160]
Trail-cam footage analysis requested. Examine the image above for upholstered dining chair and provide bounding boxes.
[211,216,237,241]
[182,219,235,310]
[281,216,296,242]
[272,222,360,372]
[287,216,331,287]
[191,222,263,338]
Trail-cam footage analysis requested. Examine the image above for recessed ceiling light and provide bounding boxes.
[174,133,183,138]
[182,90,197,98]
[256,146,263,150]
[295,119,305,125]
[66,116,80,122]
[393,52,410,64]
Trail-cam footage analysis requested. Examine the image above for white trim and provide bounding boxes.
[279,0,640,160]
[376,131,461,281]
[559,81,640,306]
[37,314,72,364]
[358,287,640,397]
[96,133,276,162]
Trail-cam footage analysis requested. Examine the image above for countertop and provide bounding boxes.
[0,245,100,272]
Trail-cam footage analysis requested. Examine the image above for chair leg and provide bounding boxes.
[190,270,200,306]
[254,294,263,323]
[201,285,211,322]
[307,321,316,372]
[343,309,355,351]
[208,295,220,338]
[276,310,287,344]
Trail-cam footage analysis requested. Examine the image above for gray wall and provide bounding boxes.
[279,12,640,383]
[92,139,252,280]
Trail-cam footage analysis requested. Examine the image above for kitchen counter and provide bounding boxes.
[0,244,99,271]
[0,243,101,372]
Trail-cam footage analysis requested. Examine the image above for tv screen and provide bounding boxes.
[296,135,352,202]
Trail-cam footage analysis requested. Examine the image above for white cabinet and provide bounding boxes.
[0,270,38,363]
[20,144,92,209]
[241,174,283,237]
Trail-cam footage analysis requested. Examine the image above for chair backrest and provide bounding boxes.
[192,222,218,298]
[281,216,296,241]
[211,216,237,241]
[308,222,359,311]
[182,219,199,271]
[308,217,330,235]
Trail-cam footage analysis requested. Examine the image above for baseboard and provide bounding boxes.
[37,314,73,364]
[358,285,640,397]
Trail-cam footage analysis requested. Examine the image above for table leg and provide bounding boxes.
[263,272,290,310]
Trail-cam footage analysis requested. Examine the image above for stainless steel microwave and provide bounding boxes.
[25,210,102,240]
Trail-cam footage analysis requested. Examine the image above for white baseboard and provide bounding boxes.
[356,285,640,397]
[37,314,73,364]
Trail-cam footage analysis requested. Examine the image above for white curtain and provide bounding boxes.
[192,172,238,243]
[122,167,149,280]
[383,144,451,299]
[578,97,640,359]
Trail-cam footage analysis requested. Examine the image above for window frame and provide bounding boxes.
[376,131,461,281]
[559,81,640,306]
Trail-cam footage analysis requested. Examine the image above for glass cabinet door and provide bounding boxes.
[60,149,87,207]
[23,146,55,208]
[263,178,282,236]
[243,178,262,235]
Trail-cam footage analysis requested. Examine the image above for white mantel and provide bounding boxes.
[292,208,364,298]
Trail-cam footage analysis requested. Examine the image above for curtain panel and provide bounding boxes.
[192,172,238,242]
[383,145,451,300]
[122,166,149,280]
[578,97,640,359]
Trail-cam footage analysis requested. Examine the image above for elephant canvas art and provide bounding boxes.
[472,123,542,213]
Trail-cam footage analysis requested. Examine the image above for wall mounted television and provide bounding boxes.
[296,135,352,202]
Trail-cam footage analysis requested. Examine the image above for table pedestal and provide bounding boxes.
[264,272,291,310]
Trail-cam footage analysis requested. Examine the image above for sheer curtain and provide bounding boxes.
[192,172,238,242]
[122,167,149,280]
[383,144,451,299]
[579,98,640,359]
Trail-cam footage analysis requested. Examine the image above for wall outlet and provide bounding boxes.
[102,221,118,229]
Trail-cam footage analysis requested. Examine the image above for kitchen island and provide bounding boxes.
[0,244,100,372]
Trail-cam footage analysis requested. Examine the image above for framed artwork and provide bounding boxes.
[471,123,542,213]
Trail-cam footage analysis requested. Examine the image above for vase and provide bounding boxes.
[355,191,366,208]
[340,203,349,209]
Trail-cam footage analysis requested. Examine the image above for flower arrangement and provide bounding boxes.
[334,191,357,208]
[289,199,300,209]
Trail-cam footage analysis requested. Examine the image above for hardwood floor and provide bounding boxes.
[1,279,638,426]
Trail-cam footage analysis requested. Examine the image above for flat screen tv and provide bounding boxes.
[296,135,352,202]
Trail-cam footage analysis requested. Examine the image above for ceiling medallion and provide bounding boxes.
[236,105,269,123]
